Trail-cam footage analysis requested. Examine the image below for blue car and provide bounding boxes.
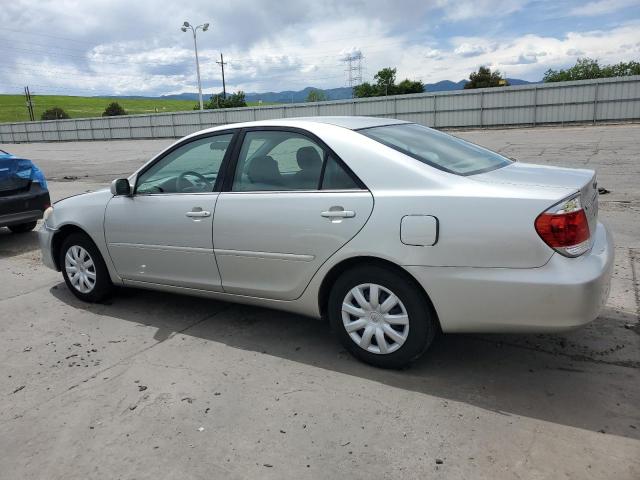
[0,149,50,233]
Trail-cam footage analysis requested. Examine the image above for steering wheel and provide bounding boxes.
[177,171,211,192]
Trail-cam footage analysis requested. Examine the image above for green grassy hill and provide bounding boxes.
[0,95,270,123]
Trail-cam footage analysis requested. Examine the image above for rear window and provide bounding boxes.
[358,123,511,176]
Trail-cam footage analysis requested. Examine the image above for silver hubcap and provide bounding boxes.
[341,283,409,355]
[64,245,96,294]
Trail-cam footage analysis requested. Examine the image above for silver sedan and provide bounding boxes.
[39,117,613,368]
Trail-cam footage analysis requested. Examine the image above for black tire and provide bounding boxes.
[8,221,37,233]
[328,264,437,369]
[59,232,113,302]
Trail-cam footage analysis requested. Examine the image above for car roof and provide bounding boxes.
[285,116,408,130]
[193,116,409,137]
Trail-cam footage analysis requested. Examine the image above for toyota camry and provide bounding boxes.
[39,117,613,368]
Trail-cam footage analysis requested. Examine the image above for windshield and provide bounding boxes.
[359,123,511,176]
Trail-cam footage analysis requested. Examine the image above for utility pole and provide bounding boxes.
[24,86,35,121]
[216,53,227,99]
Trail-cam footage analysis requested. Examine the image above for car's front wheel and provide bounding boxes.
[328,265,437,368]
[8,221,37,233]
[59,232,113,302]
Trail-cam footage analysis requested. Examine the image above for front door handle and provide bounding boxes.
[321,209,355,218]
[185,209,211,218]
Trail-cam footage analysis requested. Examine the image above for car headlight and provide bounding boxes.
[43,206,54,224]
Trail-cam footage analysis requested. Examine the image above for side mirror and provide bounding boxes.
[110,178,131,196]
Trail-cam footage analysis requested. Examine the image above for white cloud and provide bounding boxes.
[437,0,530,21]
[566,48,586,56]
[454,43,491,57]
[502,52,545,65]
[339,47,363,61]
[398,24,640,84]
[423,47,442,59]
[569,0,638,16]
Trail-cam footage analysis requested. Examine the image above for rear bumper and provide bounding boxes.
[0,185,50,228]
[406,222,614,333]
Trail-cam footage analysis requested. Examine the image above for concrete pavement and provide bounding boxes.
[1,124,639,479]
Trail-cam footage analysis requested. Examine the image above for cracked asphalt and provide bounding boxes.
[1,124,639,479]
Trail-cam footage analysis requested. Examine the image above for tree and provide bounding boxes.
[353,82,376,98]
[306,89,326,102]
[102,102,127,116]
[464,66,509,89]
[199,91,247,109]
[375,67,397,94]
[41,107,70,120]
[353,67,424,98]
[396,78,425,95]
[543,58,640,82]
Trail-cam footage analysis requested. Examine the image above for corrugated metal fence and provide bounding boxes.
[1,75,639,143]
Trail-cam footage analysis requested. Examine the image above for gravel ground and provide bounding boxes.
[1,124,639,479]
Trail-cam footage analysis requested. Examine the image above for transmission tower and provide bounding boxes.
[342,51,363,94]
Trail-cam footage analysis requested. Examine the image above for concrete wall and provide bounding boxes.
[1,75,639,143]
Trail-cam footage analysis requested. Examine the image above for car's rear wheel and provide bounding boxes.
[59,232,112,302]
[328,265,437,368]
[8,221,37,233]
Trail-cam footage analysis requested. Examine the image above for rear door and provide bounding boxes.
[213,128,373,300]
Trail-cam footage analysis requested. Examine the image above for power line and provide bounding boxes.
[1,27,415,53]
[0,66,349,95]
[2,45,192,68]
[0,61,346,87]
[3,34,418,66]
[0,64,190,82]
[1,27,99,45]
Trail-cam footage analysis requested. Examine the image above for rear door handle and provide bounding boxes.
[185,210,211,218]
[321,210,355,218]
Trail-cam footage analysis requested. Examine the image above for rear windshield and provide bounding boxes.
[358,123,511,176]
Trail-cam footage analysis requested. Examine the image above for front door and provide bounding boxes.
[213,129,374,300]
[105,133,234,291]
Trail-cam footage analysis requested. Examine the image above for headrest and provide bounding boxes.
[296,146,322,170]
[247,156,281,184]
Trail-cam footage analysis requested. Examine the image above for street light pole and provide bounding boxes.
[181,21,210,110]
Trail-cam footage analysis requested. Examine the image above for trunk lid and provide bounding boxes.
[473,162,599,235]
[0,154,32,195]
[0,152,48,197]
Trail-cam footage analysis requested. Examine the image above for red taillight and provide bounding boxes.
[535,209,590,248]
[535,192,592,258]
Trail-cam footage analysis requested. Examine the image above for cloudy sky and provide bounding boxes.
[1,0,639,97]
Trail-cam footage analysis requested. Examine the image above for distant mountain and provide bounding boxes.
[159,87,353,103]
[150,78,536,103]
[244,86,354,103]
[426,78,534,92]
[159,93,200,101]
[426,80,468,91]
[505,78,534,86]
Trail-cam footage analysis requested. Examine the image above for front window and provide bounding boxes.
[359,123,511,176]
[136,134,233,194]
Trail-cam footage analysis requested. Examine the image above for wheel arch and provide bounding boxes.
[317,256,441,330]
[51,224,94,270]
